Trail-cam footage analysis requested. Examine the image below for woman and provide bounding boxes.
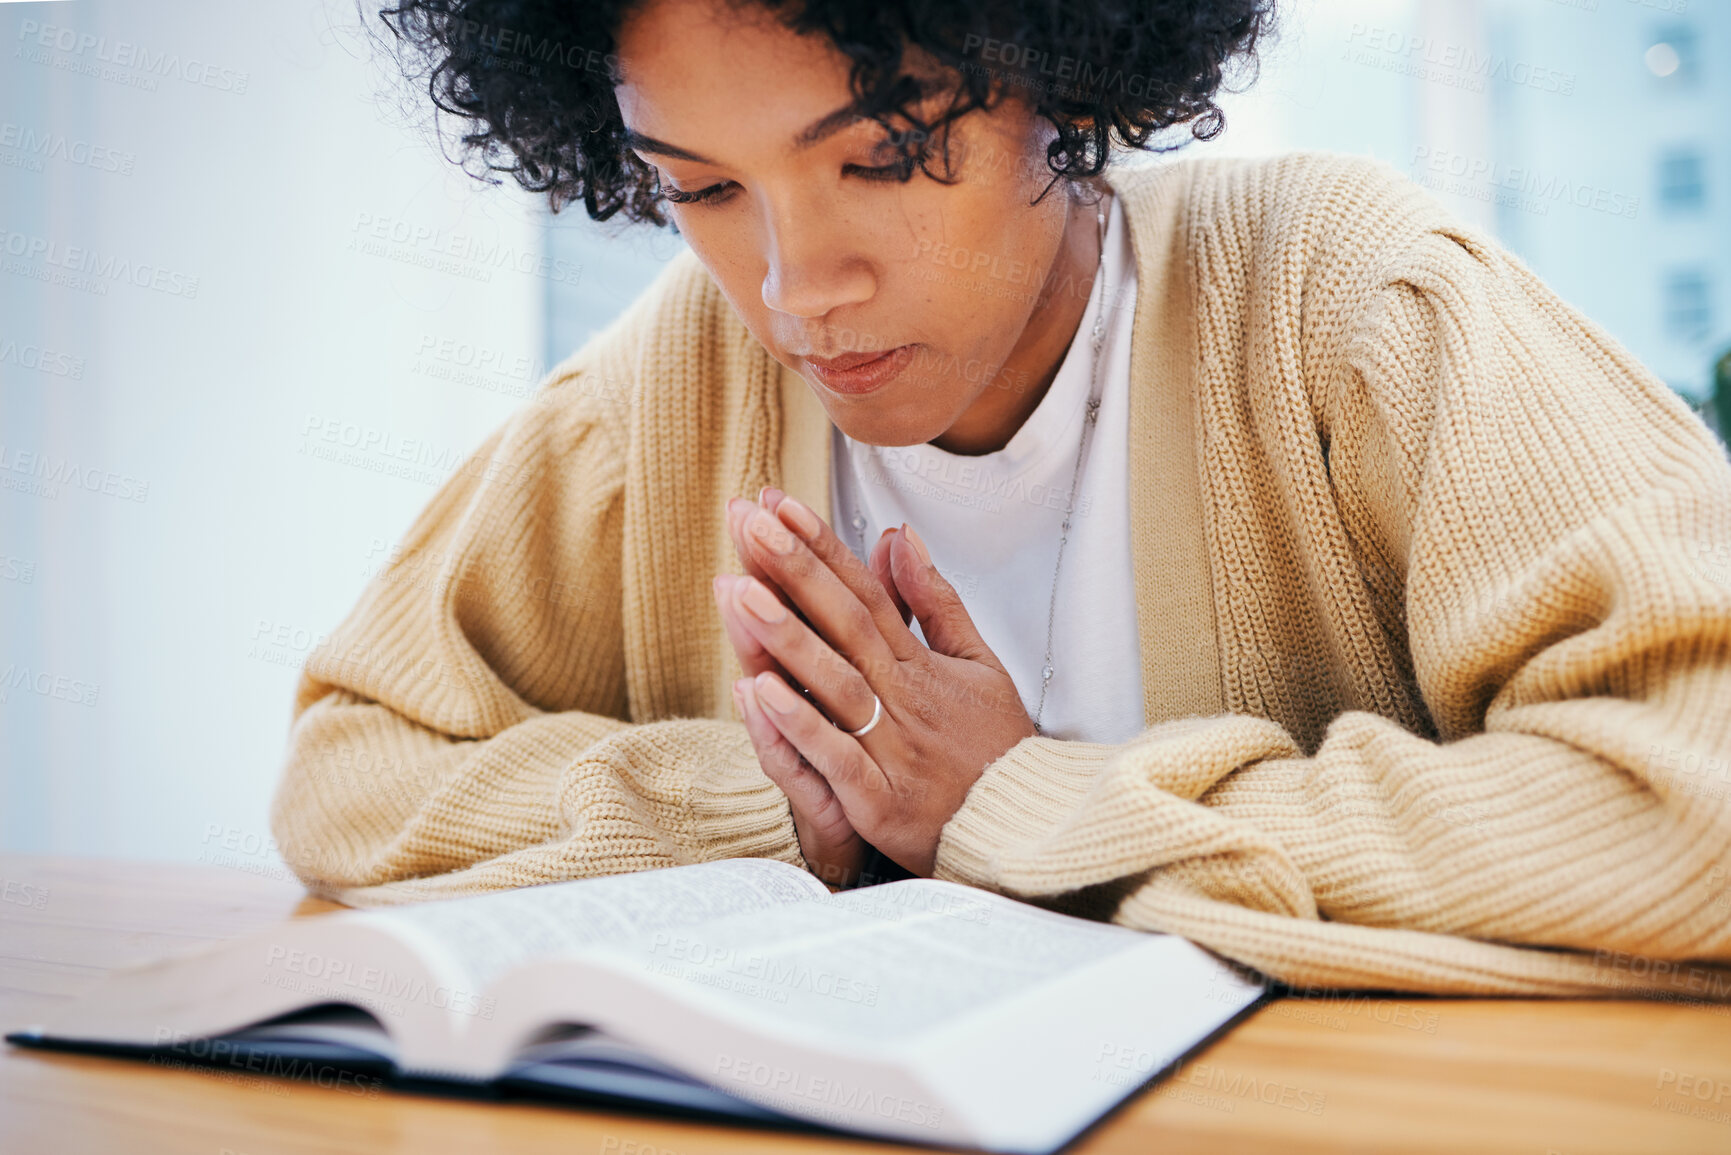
[270,0,1731,998]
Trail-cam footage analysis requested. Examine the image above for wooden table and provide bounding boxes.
[2,854,1728,1155]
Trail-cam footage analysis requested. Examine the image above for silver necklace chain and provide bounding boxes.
[845,194,1113,736]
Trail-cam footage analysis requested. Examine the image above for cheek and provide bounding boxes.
[678,221,778,335]
[891,191,1062,351]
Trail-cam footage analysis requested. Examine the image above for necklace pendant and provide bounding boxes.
[1041,664,1054,682]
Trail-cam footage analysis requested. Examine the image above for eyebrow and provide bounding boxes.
[622,99,870,166]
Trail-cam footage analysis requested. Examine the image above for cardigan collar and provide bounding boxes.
[774,160,1225,728]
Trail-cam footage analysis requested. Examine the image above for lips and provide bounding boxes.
[804,348,901,371]
[802,344,916,396]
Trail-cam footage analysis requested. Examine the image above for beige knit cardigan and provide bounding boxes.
[269,152,1731,999]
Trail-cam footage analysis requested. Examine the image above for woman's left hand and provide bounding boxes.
[716,492,1037,877]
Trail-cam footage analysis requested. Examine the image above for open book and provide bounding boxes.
[6,859,1265,1152]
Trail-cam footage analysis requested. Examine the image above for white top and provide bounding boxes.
[829,192,1144,743]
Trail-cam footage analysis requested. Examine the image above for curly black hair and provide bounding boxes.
[371,0,1274,227]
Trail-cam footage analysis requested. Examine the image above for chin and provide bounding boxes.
[828,416,936,448]
[824,391,959,449]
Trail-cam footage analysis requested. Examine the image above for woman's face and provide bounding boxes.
[614,0,1103,451]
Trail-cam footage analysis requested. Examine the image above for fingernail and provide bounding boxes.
[778,496,821,540]
[756,672,800,714]
[739,576,787,623]
[902,522,932,566]
[748,506,797,554]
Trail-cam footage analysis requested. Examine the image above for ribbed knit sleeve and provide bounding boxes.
[267,298,803,908]
[932,178,1731,997]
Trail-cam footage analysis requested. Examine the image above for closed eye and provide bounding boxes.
[844,158,915,182]
[661,181,733,205]
[659,153,915,207]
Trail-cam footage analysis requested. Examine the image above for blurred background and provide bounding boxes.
[2,0,1727,874]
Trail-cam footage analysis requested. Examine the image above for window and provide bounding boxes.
[1657,150,1706,212]
[1644,25,1698,85]
[1663,270,1712,343]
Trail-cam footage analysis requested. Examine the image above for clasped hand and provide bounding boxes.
[712,488,1036,885]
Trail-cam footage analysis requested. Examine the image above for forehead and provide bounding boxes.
[612,0,1001,170]
[612,0,960,136]
[613,0,850,105]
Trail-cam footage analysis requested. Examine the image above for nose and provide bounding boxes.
[759,198,875,319]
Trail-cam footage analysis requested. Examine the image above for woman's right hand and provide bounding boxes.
[713,487,904,888]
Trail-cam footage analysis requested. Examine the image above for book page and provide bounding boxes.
[497,877,1259,1151]
[355,858,826,994]
[605,878,1151,1044]
[223,1005,399,1062]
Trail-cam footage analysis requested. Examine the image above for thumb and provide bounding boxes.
[868,527,913,627]
[890,524,996,665]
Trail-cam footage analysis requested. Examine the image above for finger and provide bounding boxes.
[728,573,879,733]
[751,670,892,822]
[889,523,1001,667]
[739,497,922,669]
[775,499,918,656]
[727,497,789,603]
[734,677,853,845]
[867,527,912,627]
[727,497,811,629]
[713,574,799,686]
